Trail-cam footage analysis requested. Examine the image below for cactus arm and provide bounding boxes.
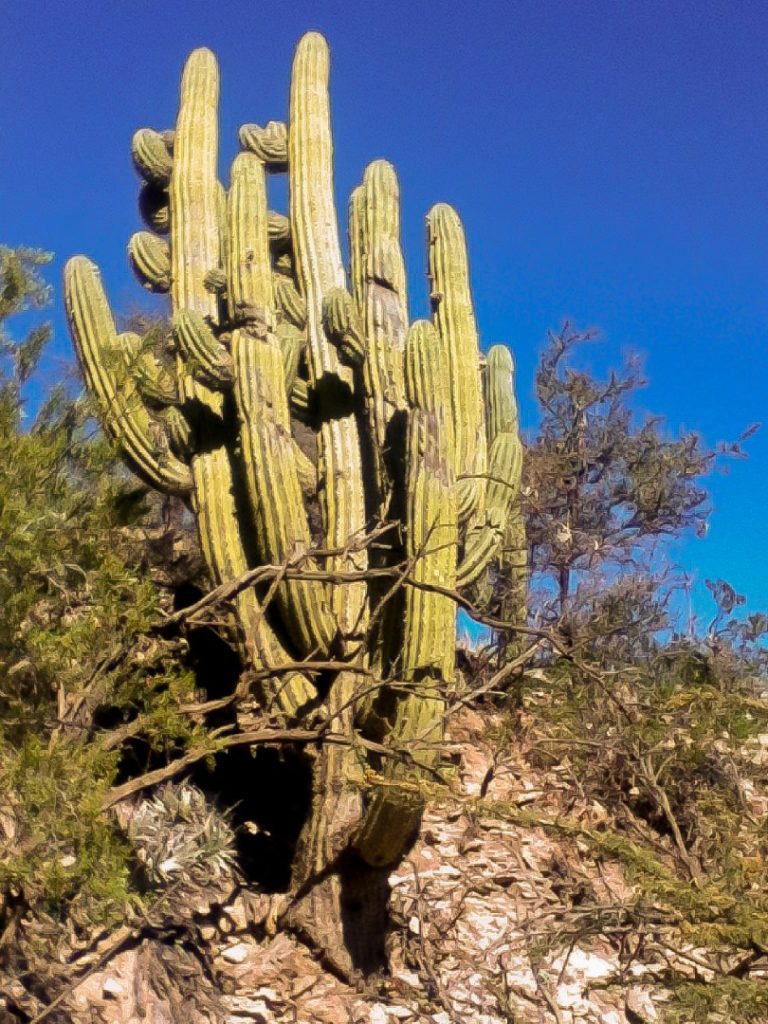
[290,376,312,420]
[457,431,523,587]
[291,440,318,495]
[227,150,337,658]
[322,287,365,366]
[484,346,528,636]
[486,344,519,440]
[239,120,288,171]
[289,31,367,639]
[170,49,221,322]
[131,128,173,186]
[170,49,314,715]
[268,211,292,254]
[162,405,194,460]
[274,271,307,329]
[64,256,192,496]
[170,47,238,578]
[128,232,172,292]
[131,349,180,409]
[348,168,412,705]
[172,310,233,388]
[355,320,457,868]
[426,204,488,524]
[457,344,525,592]
[349,161,409,513]
[276,321,305,393]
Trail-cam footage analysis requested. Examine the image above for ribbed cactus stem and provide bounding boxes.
[171,48,314,716]
[486,344,518,440]
[426,204,487,523]
[277,321,305,392]
[290,376,312,420]
[128,232,172,292]
[170,49,220,322]
[228,150,337,659]
[274,273,307,329]
[66,35,530,950]
[457,432,522,587]
[289,31,367,639]
[131,128,173,186]
[349,161,409,514]
[64,257,192,495]
[172,310,233,388]
[457,344,524,588]
[291,441,318,495]
[485,347,527,645]
[268,211,291,252]
[322,287,365,366]
[355,319,457,868]
[132,349,180,408]
[162,406,194,460]
[239,120,288,171]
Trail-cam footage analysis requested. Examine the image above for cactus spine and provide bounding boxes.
[65,34,526,907]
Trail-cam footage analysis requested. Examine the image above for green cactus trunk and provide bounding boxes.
[65,31,526,977]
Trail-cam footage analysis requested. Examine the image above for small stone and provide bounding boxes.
[393,969,421,988]
[408,915,421,935]
[221,942,250,964]
[599,1013,623,1024]
[436,864,461,877]
[369,1006,388,1024]
[102,977,124,997]
[226,995,269,1017]
[625,989,659,1022]
[253,987,278,1002]
[227,900,249,931]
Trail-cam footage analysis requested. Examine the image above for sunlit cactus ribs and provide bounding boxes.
[65,30,526,963]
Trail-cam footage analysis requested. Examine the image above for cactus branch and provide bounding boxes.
[64,257,192,495]
[228,150,337,658]
[289,31,367,639]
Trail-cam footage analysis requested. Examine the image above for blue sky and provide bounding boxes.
[3,0,767,617]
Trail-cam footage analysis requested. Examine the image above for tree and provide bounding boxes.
[0,247,210,1008]
[524,324,713,625]
[484,325,768,1021]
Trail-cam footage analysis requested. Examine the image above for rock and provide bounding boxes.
[101,976,124,997]
[221,942,251,964]
[225,994,270,1017]
[626,988,660,1022]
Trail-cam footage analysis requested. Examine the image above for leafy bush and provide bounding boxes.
[0,247,204,937]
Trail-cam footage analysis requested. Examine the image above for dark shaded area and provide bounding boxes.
[339,852,390,975]
[169,580,313,892]
[193,744,312,892]
[313,371,356,420]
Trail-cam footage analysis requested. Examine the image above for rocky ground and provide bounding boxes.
[8,706,765,1024]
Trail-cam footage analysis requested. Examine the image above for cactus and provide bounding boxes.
[65,32,526,969]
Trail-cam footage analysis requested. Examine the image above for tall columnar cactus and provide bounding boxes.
[65,32,526,913]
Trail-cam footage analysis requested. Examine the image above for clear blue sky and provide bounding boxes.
[3,0,767,617]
